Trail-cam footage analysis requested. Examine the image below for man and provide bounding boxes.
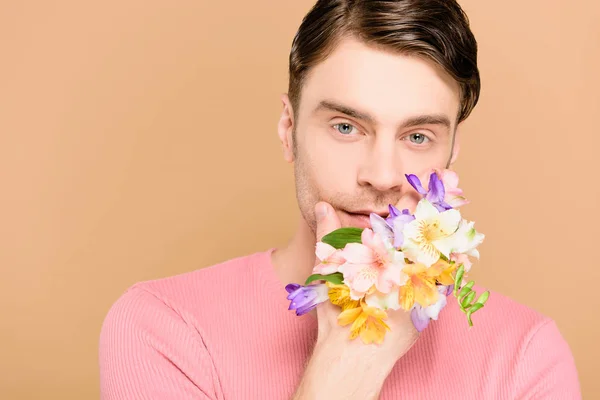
[99,0,580,398]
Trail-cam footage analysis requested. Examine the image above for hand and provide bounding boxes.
[292,201,419,400]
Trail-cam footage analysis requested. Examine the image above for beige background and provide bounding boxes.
[1,0,598,398]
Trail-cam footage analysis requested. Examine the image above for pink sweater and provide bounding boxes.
[99,248,580,399]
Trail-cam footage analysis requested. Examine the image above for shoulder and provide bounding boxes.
[442,286,581,398]
[100,247,276,344]
[100,248,273,341]
[120,248,273,315]
[98,249,274,399]
[439,285,569,364]
[440,285,551,342]
[472,286,549,333]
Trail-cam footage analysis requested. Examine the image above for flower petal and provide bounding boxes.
[385,204,401,225]
[327,283,360,310]
[350,309,369,332]
[437,168,459,188]
[392,213,415,248]
[406,174,428,195]
[285,283,301,294]
[411,306,431,332]
[413,199,440,221]
[425,172,445,204]
[436,208,462,235]
[365,286,402,310]
[378,262,404,292]
[370,213,393,243]
[424,290,447,320]
[315,242,336,262]
[338,307,362,326]
[399,284,415,310]
[342,243,376,264]
[351,267,378,293]
[413,276,439,307]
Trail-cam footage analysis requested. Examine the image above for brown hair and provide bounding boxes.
[288,0,481,124]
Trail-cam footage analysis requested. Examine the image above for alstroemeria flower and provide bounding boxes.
[371,205,415,249]
[450,219,485,259]
[365,285,402,311]
[410,285,450,332]
[406,172,453,212]
[434,168,469,208]
[285,283,328,316]
[398,263,442,310]
[326,282,360,311]
[450,252,473,273]
[427,258,457,286]
[313,242,346,275]
[339,228,406,300]
[402,199,462,267]
[337,299,390,345]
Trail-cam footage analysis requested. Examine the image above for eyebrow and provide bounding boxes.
[314,100,452,131]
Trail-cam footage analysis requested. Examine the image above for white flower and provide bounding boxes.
[402,199,462,267]
[449,220,485,259]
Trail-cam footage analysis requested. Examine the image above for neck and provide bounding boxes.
[271,216,317,287]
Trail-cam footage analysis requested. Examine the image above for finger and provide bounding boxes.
[314,201,342,242]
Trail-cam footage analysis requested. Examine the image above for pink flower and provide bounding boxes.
[434,168,469,208]
[339,229,405,300]
[313,242,346,275]
[450,252,473,272]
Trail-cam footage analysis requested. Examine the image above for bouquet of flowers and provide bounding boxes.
[285,169,488,345]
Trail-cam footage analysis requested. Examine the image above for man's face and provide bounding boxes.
[279,38,462,234]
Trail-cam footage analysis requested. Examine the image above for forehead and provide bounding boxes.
[298,38,461,126]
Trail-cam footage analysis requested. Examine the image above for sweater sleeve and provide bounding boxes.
[514,319,581,399]
[99,285,223,400]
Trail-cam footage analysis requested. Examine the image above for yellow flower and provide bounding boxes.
[428,259,457,286]
[337,299,390,345]
[398,263,441,310]
[326,282,360,311]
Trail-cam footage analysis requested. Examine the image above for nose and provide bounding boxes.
[357,136,403,192]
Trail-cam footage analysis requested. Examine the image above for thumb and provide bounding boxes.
[314,201,342,243]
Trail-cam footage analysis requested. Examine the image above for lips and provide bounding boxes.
[347,210,389,219]
[342,210,389,229]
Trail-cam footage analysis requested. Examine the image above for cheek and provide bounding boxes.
[307,138,358,193]
[398,140,453,172]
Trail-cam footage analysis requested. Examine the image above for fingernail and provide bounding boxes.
[316,203,328,219]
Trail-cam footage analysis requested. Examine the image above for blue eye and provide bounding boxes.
[409,133,429,144]
[334,123,356,135]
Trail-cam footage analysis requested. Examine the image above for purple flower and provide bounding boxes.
[406,172,453,212]
[410,285,451,332]
[410,305,431,332]
[285,283,329,316]
[387,205,416,248]
[370,205,415,249]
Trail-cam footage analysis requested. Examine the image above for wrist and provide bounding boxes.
[295,338,397,400]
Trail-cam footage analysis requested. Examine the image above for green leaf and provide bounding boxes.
[466,303,484,326]
[305,272,344,286]
[461,291,476,308]
[476,291,490,305]
[453,265,465,296]
[321,227,364,249]
[458,281,475,298]
[468,302,484,314]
